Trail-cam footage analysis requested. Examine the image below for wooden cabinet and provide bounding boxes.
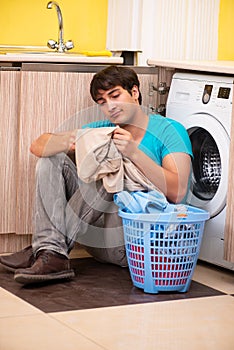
[16,71,95,235]
[0,70,20,234]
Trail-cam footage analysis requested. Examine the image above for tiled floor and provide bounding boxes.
[0,251,234,350]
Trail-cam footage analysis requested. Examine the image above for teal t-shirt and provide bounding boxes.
[82,113,193,165]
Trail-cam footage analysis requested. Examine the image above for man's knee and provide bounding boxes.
[35,153,66,177]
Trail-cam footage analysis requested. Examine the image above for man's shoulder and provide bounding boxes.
[149,113,186,131]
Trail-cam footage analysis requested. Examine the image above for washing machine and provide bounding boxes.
[166,72,234,270]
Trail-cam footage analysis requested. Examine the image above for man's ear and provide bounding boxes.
[131,85,140,102]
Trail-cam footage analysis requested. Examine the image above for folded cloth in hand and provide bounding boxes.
[75,127,160,193]
[114,190,168,213]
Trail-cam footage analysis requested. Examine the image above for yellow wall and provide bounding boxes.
[218,0,234,60]
[0,0,108,51]
[1,0,233,60]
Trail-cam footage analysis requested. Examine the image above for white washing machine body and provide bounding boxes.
[166,72,234,270]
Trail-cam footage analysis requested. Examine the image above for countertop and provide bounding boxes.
[0,52,123,65]
[147,59,234,75]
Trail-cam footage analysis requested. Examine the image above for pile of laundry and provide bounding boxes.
[113,190,168,213]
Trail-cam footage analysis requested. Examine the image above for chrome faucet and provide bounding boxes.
[46,1,74,53]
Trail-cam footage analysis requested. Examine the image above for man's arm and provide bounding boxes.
[30,130,77,157]
[112,127,191,204]
[131,150,191,203]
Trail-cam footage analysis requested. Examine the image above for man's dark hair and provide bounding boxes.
[90,65,142,105]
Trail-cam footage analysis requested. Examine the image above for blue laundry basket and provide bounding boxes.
[119,204,210,294]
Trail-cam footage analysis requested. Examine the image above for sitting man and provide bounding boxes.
[0,65,193,284]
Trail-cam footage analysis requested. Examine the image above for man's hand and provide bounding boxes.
[112,127,138,159]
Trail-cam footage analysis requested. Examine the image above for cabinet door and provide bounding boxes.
[0,70,20,233]
[16,71,95,235]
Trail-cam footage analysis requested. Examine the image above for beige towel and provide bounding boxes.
[75,127,159,193]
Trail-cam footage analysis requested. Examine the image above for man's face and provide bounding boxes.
[95,85,140,125]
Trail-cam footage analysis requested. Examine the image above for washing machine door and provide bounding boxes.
[183,113,230,218]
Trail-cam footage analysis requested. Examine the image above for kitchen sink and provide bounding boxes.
[0,46,112,57]
[5,51,84,56]
[0,46,84,56]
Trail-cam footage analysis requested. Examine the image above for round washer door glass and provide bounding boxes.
[190,128,221,201]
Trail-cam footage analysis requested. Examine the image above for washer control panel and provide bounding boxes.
[202,84,231,104]
[167,73,233,113]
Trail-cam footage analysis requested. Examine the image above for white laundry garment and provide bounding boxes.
[75,127,160,193]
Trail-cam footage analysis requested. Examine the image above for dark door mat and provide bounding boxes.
[0,257,225,313]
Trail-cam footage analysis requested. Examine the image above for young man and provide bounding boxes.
[0,66,192,284]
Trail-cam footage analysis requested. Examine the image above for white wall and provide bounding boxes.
[106,0,142,51]
[107,0,220,66]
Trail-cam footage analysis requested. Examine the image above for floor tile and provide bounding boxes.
[0,314,105,350]
[0,287,42,318]
[193,261,234,294]
[51,295,234,350]
[0,258,224,313]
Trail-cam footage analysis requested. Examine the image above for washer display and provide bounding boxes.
[166,73,234,270]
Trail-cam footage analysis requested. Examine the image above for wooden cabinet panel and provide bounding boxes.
[0,71,20,233]
[16,71,96,234]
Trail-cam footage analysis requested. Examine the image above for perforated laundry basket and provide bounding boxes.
[119,204,210,294]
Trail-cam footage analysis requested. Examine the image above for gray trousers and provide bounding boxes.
[32,153,127,266]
